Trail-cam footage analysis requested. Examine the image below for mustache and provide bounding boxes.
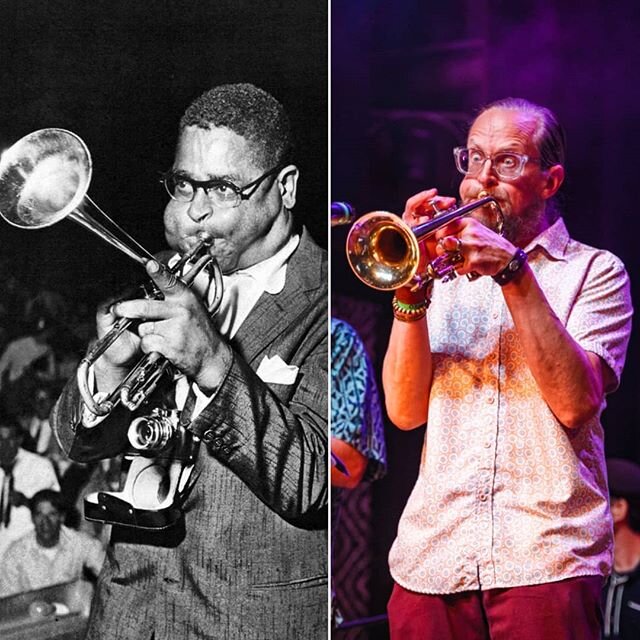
[464,190,508,207]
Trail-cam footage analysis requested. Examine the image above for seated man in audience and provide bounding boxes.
[0,412,59,561]
[22,386,69,477]
[0,489,105,597]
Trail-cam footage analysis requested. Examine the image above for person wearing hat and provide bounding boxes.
[602,458,640,639]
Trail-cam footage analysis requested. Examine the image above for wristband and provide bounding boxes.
[392,295,429,322]
[492,248,528,286]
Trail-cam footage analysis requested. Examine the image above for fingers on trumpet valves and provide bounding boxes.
[433,235,465,277]
[403,190,456,223]
[136,320,156,338]
[437,235,464,256]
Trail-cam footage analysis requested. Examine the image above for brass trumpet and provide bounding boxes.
[345,195,503,290]
[0,128,223,416]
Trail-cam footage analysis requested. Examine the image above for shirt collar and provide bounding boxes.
[524,217,570,261]
[230,233,300,294]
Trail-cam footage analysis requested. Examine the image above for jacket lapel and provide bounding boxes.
[229,228,324,368]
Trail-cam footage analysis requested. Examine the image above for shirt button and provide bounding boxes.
[201,430,216,444]
[487,397,495,404]
[479,493,488,502]
[484,440,492,448]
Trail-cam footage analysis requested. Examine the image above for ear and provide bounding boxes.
[541,164,564,200]
[277,165,299,210]
[611,496,629,525]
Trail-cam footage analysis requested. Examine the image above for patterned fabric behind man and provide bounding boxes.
[331,317,386,491]
[331,317,387,631]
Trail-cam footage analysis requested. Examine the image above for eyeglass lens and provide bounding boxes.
[165,175,240,206]
[457,148,525,179]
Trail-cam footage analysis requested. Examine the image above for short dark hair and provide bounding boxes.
[476,97,566,170]
[0,410,22,435]
[607,458,640,533]
[180,83,293,169]
[29,489,66,515]
[611,495,640,533]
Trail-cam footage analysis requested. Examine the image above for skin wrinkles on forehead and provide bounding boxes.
[467,111,539,155]
[171,168,244,184]
[174,126,261,183]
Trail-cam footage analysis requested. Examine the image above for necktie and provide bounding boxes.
[1,470,13,526]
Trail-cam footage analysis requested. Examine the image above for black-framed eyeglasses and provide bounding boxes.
[453,147,539,181]
[162,163,285,208]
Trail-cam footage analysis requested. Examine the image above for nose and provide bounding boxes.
[186,188,213,223]
[476,158,499,187]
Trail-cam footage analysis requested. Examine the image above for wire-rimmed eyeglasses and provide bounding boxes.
[453,147,539,181]
[162,163,285,208]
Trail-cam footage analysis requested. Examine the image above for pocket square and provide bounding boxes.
[256,354,299,385]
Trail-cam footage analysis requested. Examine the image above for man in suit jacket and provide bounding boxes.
[51,83,327,639]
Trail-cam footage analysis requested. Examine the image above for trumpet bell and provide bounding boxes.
[0,128,152,265]
[0,128,91,229]
[345,196,503,291]
[346,211,420,290]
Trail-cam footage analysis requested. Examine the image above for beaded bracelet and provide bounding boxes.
[392,295,429,322]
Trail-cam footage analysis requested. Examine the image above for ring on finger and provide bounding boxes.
[450,236,462,253]
[438,235,462,253]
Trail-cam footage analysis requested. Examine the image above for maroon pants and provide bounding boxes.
[387,576,603,640]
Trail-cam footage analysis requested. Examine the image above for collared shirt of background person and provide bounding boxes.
[22,385,70,477]
[51,83,327,640]
[330,317,387,625]
[0,317,56,391]
[0,412,59,563]
[602,458,640,639]
[382,98,632,640]
[0,489,105,597]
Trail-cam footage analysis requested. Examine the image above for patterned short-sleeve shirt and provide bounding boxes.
[389,218,633,594]
[331,318,387,482]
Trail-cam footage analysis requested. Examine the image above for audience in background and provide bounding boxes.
[0,489,105,597]
[0,414,59,562]
[0,317,56,394]
[21,385,70,477]
[602,458,640,639]
[0,274,110,598]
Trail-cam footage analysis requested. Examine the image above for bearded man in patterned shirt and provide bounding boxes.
[382,98,632,640]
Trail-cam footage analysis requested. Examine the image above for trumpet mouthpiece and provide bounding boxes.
[196,231,213,246]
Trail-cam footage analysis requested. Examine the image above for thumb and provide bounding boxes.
[145,259,183,296]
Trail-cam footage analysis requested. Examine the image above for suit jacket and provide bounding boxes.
[51,228,328,639]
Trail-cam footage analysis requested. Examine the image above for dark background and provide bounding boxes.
[0,0,327,309]
[332,1,640,637]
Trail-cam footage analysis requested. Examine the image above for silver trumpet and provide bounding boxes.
[345,195,503,290]
[0,128,223,417]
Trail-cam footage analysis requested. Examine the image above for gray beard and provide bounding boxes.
[502,202,549,247]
